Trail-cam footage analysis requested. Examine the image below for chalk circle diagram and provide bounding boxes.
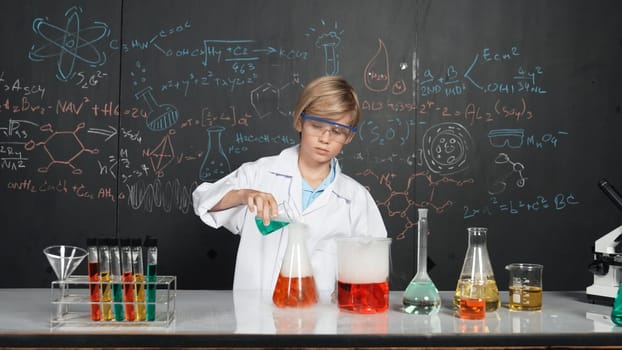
[28,6,110,81]
[422,122,472,175]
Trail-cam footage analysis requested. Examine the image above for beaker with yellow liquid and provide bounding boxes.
[453,227,500,313]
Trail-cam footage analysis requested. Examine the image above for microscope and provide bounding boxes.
[586,179,622,305]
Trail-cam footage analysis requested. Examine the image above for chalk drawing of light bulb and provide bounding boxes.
[199,126,231,181]
[315,31,342,76]
[135,86,179,131]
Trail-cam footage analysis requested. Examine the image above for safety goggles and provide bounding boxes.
[301,113,357,144]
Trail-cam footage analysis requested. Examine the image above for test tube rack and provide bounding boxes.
[49,275,176,327]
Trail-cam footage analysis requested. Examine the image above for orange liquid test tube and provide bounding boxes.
[86,238,101,321]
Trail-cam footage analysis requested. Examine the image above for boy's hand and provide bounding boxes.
[246,191,278,226]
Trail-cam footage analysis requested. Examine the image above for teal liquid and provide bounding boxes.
[112,283,124,321]
[254,217,289,235]
[403,280,442,315]
[146,263,157,321]
[612,283,622,326]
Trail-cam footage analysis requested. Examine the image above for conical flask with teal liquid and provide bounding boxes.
[403,208,441,314]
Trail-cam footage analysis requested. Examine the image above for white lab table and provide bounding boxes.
[0,289,620,348]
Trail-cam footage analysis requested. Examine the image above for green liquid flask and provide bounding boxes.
[255,202,295,236]
[612,282,622,326]
[403,208,441,314]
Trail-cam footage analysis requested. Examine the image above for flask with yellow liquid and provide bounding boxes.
[454,227,500,314]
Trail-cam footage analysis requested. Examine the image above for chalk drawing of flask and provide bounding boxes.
[199,126,231,181]
[135,86,179,131]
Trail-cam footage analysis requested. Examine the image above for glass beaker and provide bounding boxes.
[255,201,295,236]
[505,263,543,311]
[336,237,392,313]
[199,126,231,182]
[612,283,622,326]
[403,208,441,314]
[453,227,500,312]
[272,222,318,307]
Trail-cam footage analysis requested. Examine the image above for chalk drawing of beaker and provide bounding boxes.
[199,126,231,181]
[135,86,179,131]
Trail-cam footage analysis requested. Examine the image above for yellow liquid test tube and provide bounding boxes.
[100,271,113,321]
[98,239,113,321]
[135,273,146,320]
[131,238,146,321]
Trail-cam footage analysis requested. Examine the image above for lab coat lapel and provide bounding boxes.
[269,145,304,218]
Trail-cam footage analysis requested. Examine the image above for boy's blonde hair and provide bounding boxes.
[293,76,361,131]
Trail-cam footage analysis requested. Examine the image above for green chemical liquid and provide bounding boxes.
[612,283,622,326]
[403,280,442,315]
[254,217,289,235]
[146,264,157,321]
[112,283,124,321]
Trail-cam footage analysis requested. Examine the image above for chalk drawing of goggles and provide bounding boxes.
[488,129,524,149]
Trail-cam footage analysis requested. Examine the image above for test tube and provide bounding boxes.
[120,238,135,321]
[132,238,146,321]
[86,238,101,321]
[131,238,146,321]
[144,236,158,321]
[109,239,124,321]
[98,239,113,321]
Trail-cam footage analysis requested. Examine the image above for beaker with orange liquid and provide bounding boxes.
[272,221,318,307]
[336,237,392,313]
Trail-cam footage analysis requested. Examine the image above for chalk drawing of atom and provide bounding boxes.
[28,6,110,81]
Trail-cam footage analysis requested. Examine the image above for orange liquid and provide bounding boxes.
[459,297,486,320]
[122,272,136,321]
[337,280,389,313]
[87,262,100,321]
[272,274,318,307]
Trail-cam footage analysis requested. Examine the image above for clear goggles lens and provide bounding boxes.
[301,114,357,144]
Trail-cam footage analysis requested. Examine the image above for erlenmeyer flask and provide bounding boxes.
[272,222,318,307]
[453,227,500,312]
[403,208,441,314]
[199,126,231,181]
[255,202,293,236]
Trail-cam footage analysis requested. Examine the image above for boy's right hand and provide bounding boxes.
[245,190,278,226]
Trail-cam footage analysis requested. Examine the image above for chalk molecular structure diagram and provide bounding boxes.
[145,130,176,177]
[28,6,110,81]
[25,122,99,175]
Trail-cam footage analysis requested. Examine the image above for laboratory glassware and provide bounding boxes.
[336,237,392,313]
[86,239,101,321]
[43,244,87,319]
[272,221,318,307]
[403,208,441,314]
[453,227,500,312]
[255,201,295,236]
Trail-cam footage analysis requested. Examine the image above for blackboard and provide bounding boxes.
[2,0,622,293]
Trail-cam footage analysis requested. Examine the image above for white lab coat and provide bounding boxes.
[192,145,387,294]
